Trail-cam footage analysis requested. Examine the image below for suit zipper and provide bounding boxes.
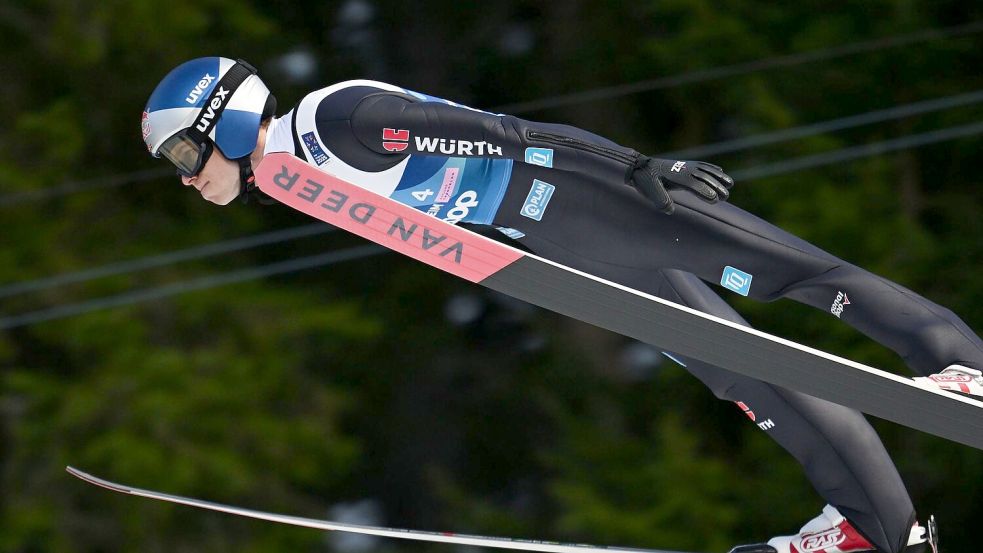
[526,131,638,166]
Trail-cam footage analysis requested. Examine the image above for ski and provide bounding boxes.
[66,467,693,553]
[254,153,983,450]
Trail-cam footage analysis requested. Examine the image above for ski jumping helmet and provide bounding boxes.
[142,57,276,195]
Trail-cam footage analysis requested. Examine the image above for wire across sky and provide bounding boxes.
[2,21,982,329]
[2,116,981,330]
[2,19,981,208]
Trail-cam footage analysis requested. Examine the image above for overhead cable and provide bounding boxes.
[0,223,333,299]
[493,20,983,114]
[0,245,383,330]
[2,119,980,330]
[4,21,981,207]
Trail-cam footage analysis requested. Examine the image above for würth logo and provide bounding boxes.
[735,401,756,422]
[383,128,409,152]
[415,136,503,156]
[736,401,775,431]
[830,291,851,318]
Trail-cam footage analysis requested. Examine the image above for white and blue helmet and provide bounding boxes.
[143,57,274,175]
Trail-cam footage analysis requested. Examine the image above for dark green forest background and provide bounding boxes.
[1,1,981,552]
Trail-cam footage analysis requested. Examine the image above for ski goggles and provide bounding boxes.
[159,131,215,178]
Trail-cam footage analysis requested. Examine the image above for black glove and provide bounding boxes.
[629,157,735,214]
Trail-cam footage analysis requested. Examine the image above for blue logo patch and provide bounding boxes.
[302,132,330,165]
[520,179,555,221]
[497,227,526,240]
[720,266,753,296]
[524,147,554,168]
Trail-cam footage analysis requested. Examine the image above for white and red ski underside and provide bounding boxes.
[254,153,983,450]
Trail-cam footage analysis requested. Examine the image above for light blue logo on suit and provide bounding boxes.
[498,227,526,240]
[524,147,554,168]
[720,266,753,296]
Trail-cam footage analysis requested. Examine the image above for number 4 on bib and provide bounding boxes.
[412,189,434,202]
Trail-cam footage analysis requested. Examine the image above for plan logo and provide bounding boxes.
[524,147,554,168]
[520,179,555,221]
[830,291,851,318]
[382,128,410,152]
[720,266,752,296]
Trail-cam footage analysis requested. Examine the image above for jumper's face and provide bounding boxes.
[179,146,240,205]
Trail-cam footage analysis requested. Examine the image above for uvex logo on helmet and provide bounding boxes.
[185,73,216,104]
[194,86,231,133]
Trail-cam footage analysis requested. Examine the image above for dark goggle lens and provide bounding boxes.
[159,134,212,177]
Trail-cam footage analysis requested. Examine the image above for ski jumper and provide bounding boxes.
[263,80,983,553]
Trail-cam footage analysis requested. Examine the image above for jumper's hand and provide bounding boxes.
[629,157,735,214]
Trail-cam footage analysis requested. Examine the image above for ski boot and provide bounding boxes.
[914,364,983,397]
[727,504,938,553]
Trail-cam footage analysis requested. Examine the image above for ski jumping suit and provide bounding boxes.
[263,80,983,553]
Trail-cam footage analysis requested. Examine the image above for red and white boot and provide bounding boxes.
[728,504,937,553]
[914,364,983,397]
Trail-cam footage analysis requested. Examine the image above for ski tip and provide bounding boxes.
[66,466,133,494]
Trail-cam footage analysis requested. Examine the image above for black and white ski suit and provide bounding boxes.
[262,80,983,553]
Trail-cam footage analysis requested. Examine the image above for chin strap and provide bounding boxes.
[237,156,275,205]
